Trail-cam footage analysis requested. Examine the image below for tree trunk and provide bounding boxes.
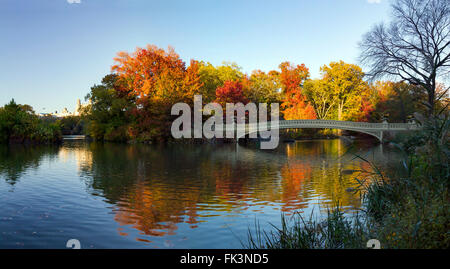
[337,103,343,136]
[427,76,436,116]
[428,85,435,116]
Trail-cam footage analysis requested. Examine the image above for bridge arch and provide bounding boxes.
[235,119,419,143]
[242,126,384,141]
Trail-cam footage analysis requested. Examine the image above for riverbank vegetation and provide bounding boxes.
[0,99,62,144]
[246,205,370,249]
[246,114,449,249]
[57,116,85,136]
[0,99,87,144]
[81,50,445,143]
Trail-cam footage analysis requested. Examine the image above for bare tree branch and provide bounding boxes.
[359,0,450,114]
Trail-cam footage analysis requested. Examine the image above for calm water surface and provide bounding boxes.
[0,139,402,248]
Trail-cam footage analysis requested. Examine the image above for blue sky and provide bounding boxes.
[0,0,390,113]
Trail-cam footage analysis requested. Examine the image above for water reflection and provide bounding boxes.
[75,140,396,240]
[0,145,59,185]
[0,139,402,247]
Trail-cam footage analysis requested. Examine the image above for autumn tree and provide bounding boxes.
[359,0,450,115]
[279,62,316,120]
[303,79,335,120]
[372,81,428,122]
[112,45,188,101]
[183,60,204,104]
[356,88,378,122]
[198,62,245,103]
[320,61,369,121]
[245,70,282,104]
[84,74,135,141]
[303,62,375,122]
[111,45,202,141]
[215,80,248,107]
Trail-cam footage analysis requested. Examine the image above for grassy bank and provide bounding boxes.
[245,115,449,249]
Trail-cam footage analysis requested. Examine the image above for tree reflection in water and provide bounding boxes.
[0,145,59,185]
[74,139,397,240]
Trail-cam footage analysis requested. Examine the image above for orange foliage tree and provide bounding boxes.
[279,62,316,120]
[111,45,202,141]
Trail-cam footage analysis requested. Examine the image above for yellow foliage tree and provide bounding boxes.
[320,61,369,121]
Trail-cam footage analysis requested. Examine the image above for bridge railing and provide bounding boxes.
[229,119,420,135]
[279,120,419,130]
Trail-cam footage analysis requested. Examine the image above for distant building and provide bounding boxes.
[57,107,72,117]
[74,98,91,116]
[39,99,90,118]
[75,99,82,116]
[38,113,54,117]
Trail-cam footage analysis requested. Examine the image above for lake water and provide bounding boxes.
[0,139,402,249]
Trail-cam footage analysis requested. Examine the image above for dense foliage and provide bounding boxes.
[57,116,85,135]
[363,114,449,248]
[80,44,445,143]
[3,45,446,144]
[0,99,61,144]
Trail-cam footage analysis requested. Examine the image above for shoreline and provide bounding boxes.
[3,134,377,146]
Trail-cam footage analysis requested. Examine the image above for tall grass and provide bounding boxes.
[245,205,373,249]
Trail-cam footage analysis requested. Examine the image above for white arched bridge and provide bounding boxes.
[233,119,420,142]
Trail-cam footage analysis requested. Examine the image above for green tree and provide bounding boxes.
[0,99,61,144]
[84,74,135,141]
[57,116,85,135]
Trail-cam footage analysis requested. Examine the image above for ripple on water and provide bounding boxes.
[0,140,402,248]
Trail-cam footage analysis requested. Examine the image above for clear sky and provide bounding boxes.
[0,0,391,113]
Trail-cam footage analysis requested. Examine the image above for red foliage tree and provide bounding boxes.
[215,80,248,106]
[358,97,376,122]
[279,62,316,120]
